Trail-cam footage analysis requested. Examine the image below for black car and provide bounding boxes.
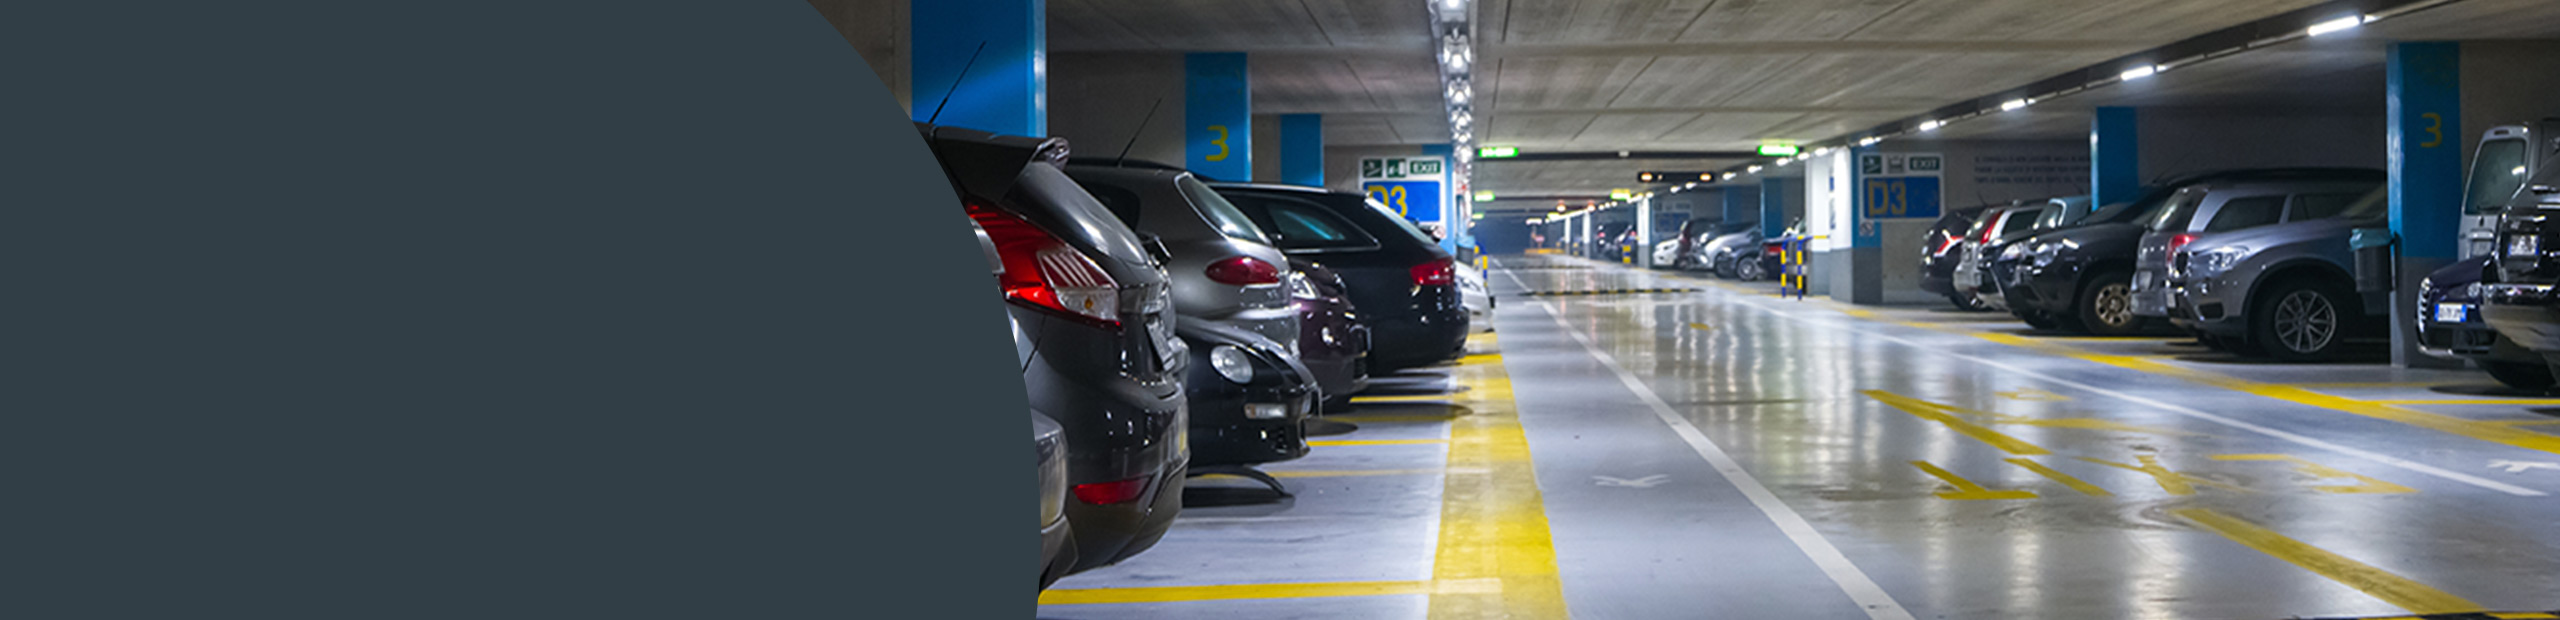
[2418,255,2554,389]
[1992,169,2386,335]
[1210,183,1469,372]
[1178,320,1316,468]
[924,124,1187,574]
[1920,205,1990,308]
[1032,411,1075,589]
[2485,165,2560,375]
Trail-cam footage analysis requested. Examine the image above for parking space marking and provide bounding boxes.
[2003,457,2113,496]
[1427,332,1570,620]
[1040,580,1432,606]
[2210,454,2416,494]
[1863,390,2053,455]
[1911,460,2037,500]
[2176,508,2483,615]
[1309,439,1450,447]
[1515,279,1918,620]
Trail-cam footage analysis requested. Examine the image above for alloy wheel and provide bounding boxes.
[2092,283,2133,328]
[2270,290,2338,354]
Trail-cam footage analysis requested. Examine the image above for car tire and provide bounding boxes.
[1734,256,1765,281]
[2074,269,2142,336]
[1713,254,1736,278]
[2250,278,2356,361]
[2020,311,2062,330]
[2482,361,2557,392]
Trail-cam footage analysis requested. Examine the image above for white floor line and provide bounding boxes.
[1499,268,1920,620]
[1506,262,2545,498]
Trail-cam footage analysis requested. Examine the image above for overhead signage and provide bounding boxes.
[1361,155,1450,227]
[1757,144,1801,157]
[1479,146,1519,158]
[1853,152,1944,247]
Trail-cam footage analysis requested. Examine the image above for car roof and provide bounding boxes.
[1205,182,1364,198]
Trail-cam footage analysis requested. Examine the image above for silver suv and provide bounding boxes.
[2132,172,2385,326]
[2168,186,2388,359]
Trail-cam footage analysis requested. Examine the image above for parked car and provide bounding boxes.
[1991,170,2376,335]
[2418,255,2555,389]
[1951,203,2041,311]
[1456,261,1494,333]
[2133,170,2387,347]
[1288,258,1370,410]
[1701,229,1762,278]
[2167,185,2389,359]
[1970,200,2075,316]
[1920,205,1991,310]
[1176,320,1315,467]
[1068,165,1301,349]
[925,125,1186,574]
[2481,153,2560,374]
[1652,238,1681,266]
[1033,411,1075,589]
[1209,183,1470,372]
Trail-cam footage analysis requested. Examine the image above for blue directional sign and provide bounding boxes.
[1364,180,1444,224]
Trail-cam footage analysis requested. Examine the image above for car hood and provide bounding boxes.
[2426,254,2493,290]
[2184,216,2377,254]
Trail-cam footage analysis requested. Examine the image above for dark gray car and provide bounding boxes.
[2168,186,2389,359]
[1069,166,1301,349]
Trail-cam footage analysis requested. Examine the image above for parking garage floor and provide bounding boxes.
[1040,255,2560,620]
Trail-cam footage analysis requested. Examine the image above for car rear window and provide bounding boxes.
[1082,182,1145,229]
[2203,196,2285,232]
[1361,198,1443,247]
[2285,193,2365,221]
[1176,176,1272,245]
[2147,188,2208,232]
[1991,209,2036,236]
[1221,192,1380,251]
[2466,138,2530,215]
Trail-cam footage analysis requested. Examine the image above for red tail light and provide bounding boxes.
[1072,477,1149,505]
[966,202,1121,328]
[1762,242,1784,255]
[1410,257,1456,286]
[1934,235,1963,256]
[1205,256,1282,286]
[2167,233,2199,254]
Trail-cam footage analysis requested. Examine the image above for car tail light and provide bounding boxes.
[1934,235,1963,256]
[1411,257,1457,286]
[966,202,1121,328]
[1072,477,1149,505]
[2167,233,2199,255]
[1206,256,1283,286]
[1763,242,1784,255]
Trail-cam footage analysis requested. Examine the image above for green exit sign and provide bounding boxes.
[1757,144,1801,157]
[1473,191,1495,202]
[1479,146,1519,158]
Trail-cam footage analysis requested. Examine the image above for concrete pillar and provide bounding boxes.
[1635,196,1654,268]
[1723,184,1762,229]
[1184,52,1249,181]
[2390,42,2465,369]
[1760,178,1788,238]
[1281,114,1323,186]
[912,0,1044,135]
[2092,107,2139,206]
[1838,145,1887,304]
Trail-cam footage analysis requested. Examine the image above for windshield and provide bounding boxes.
[2465,138,2530,215]
[2337,185,2389,222]
[1176,175,1272,245]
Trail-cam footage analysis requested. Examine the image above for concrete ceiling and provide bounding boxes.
[1044,0,2560,214]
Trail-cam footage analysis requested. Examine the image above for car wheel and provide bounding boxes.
[1734,256,1765,281]
[2482,361,2557,392]
[1948,293,1988,312]
[1713,255,1735,278]
[2251,279,2353,361]
[2074,270,2141,336]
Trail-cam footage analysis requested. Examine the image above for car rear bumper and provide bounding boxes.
[1369,310,1469,371]
[2486,285,2560,354]
[1039,515,1077,589]
[2168,280,2246,337]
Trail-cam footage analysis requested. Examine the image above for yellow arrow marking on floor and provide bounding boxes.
[2076,455,2246,495]
[2004,457,2112,497]
[2176,508,2482,615]
[1862,390,2051,455]
[1911,460,2037,500]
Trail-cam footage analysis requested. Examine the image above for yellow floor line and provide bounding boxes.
[2175,508,2482,615]
[2004,457,2113,497]
[1862,390,2052,456]
[1310,439,1450,447]
[1429,331,1570,619]
[1041,580,1431,605]
[1911,460,2037,500]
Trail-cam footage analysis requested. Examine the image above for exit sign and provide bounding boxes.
[1757,144,1801,157]
[1479,146,1519,158]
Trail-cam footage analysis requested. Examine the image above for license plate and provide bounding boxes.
[2434,303,2471,323]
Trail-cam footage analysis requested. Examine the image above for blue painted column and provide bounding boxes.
[1419,144,1459,254]
[2091,107,2138,207]
[2388,41,2464,368]
[1185,53,1250,181]
[1280,114,1323,186]
[1723,184,1762,228]
[1760,178,1788,238]
[912,0,1045,136]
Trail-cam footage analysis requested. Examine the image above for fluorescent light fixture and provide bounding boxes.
[2120,65,2159,81]
[1918,119,1943,131]
[1473,191,1494,201]
[2307,15,2369,37]
[2001,98,2030,111]
[1724,172,1740,181]
[1857,137,1881,147]
[1815,147,1837,156]
[1746,165,1764,174]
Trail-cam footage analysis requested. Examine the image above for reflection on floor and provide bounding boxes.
[1039,255,2560,620]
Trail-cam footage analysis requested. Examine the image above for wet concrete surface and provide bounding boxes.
[1040,255,2560,620]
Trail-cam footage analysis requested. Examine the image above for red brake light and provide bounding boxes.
[966,202,1121,329]
[2168,233,2199,254]
[1072,477,1148,505]
[1934,236,1963,256]
[1206,256,1283,286]
[1410,257,1456,286]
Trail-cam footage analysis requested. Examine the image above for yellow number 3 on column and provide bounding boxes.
[1205,125,1230,162]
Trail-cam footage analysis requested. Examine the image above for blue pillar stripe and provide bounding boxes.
[1849,146,1879,248]
[1724,185,1761,226]
[2091,107,2139,207]
[1761,178,1787,238]
[912,0,1045,136]
[1280,114,1323,186]
[1184,53,1250,181]
[2389,42,2462,260]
